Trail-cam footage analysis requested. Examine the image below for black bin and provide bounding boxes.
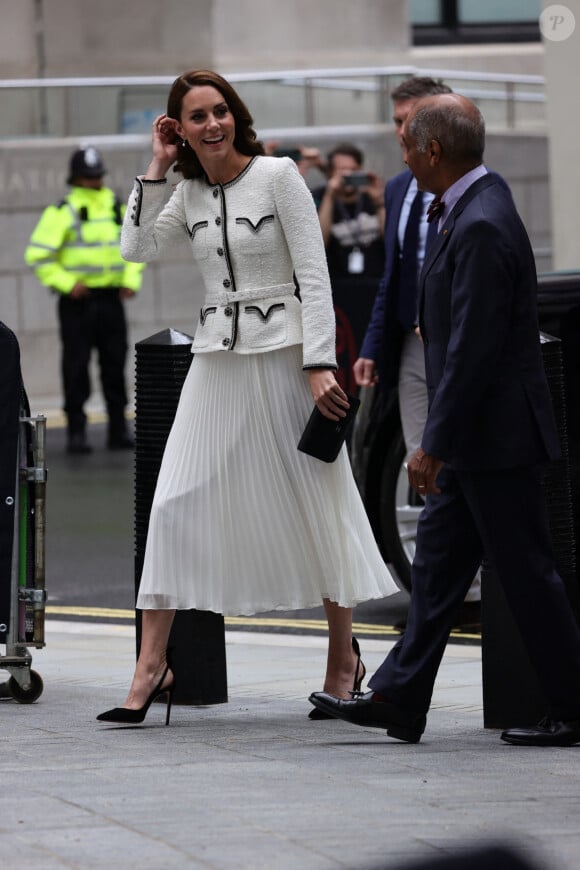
[481,333,578,727]
[537,271,580,562]
[135,329,227,705]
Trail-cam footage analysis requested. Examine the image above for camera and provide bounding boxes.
[273,148,303,162]
[343,172,371,189]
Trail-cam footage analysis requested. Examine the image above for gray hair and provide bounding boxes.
[408,101,485,164]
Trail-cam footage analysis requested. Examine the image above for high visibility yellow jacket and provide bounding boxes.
[25,185,145,294]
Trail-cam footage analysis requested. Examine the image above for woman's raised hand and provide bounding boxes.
[145,114,180,179]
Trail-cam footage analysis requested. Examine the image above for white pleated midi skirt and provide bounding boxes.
[137,344,398,615]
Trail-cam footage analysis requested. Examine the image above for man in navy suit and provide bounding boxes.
[311,94,580,746]
[355,76,481,627]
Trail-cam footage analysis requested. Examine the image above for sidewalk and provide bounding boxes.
[1,622,576,870]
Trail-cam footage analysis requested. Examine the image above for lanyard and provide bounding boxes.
[335,195,366,249]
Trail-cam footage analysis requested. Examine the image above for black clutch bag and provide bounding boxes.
[297,394,361,463]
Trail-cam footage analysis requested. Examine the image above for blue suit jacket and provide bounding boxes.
[359,169,414,388]
[419,173,560,470]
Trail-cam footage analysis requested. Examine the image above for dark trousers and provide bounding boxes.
[58,290,128,440]
[369,464,580,721]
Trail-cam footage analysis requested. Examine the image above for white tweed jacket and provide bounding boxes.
[121,156,337,369]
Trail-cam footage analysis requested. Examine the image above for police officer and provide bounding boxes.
[25,147,145,454]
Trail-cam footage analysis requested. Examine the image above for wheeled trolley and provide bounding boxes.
[1,321,47,703]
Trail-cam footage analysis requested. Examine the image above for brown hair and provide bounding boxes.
[391,76,452,103]
[167,69,265,179]
[326,142,364,170]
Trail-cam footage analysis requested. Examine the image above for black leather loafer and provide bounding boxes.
[308,690,426,743]
[501,717,580,746]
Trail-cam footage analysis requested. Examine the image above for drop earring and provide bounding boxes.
[181,139,187,148]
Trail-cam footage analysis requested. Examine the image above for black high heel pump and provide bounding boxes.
[308,636,366,720]
[96,665,175,725]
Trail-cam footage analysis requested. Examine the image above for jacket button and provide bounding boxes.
[213,189,219,198]
[224,306,233,316]
[222,337,230,346]
[215,217,221,226]
[217,247,224,256]
[223,279,231,288]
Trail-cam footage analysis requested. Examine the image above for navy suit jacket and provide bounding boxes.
[359,168,512,392]
[359,169,414,389]
[419,173,560,470]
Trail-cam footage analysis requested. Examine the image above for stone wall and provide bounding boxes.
[0,0,407,78]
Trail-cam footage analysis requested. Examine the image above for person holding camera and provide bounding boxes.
[313,144,385,393]
[264,141,327,181]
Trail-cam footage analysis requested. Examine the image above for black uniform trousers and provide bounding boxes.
[58,289,128,441]
[368,464,580,722]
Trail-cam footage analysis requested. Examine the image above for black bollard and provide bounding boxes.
[134,329,227,705]
[482,333,578,727]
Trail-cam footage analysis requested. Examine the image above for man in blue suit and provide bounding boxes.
[355,77,450,408]
[355,76,481,627]
[311,94,580,746]
[355,78,449,430]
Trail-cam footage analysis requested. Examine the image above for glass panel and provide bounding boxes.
[441,76,545,129]
[409,0,441,25]
[459,0,541,23]
[235,81,308,129]
[310,76,378,127]
[65,87,121,136]
[119,87,168,134]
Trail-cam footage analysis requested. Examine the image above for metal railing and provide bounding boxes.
[0,65,546,140]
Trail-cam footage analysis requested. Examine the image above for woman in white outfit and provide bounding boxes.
[97,70,397,725]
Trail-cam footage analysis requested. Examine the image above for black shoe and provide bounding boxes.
[309,690,426,742]
[67,433,93,455]
[308,636,367,721]
[97,666,175,726]
[308,707,334,721]
[501,716,580,746]
[107,435,134,450]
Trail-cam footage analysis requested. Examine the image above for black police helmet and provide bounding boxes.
[67,147,106,184]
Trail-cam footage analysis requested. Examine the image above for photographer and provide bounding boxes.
[264,141,327,181]
[313,143,385,393]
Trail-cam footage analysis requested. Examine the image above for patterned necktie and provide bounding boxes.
[426,197,445,224]
[397,190,424,332]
